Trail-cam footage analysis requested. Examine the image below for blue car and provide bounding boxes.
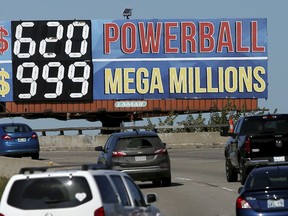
[0,123,40,159]
[237,165,288,216]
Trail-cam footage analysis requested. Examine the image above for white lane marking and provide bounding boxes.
[175,177,237,193]
[221,187,236,192]
[175,177,193,181]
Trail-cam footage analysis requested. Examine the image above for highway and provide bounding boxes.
[40,148,240,216]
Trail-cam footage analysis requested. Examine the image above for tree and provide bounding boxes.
[146,100,271,133]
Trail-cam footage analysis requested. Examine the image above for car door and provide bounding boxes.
[124,176,159,215]
[94,175,127,216]
[110,175,158,216]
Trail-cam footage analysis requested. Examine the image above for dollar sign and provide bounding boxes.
[0,68,10,97]
[0,26,9,55]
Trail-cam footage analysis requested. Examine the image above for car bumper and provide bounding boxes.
[237,209,288,216]
[244,158,288,167]
[0,149,39,156]
[114,166,171,181]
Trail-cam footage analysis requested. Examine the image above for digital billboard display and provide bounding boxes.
[0,18,268,102]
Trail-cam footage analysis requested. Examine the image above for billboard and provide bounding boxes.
[0,18,268,102]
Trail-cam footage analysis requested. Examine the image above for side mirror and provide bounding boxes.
[220,127,229,136]
[95,146,103,151]
[146,193,157,204]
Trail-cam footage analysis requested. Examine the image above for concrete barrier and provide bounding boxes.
[38,132,227,151]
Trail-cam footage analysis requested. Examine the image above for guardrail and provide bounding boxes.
[34,124,229,136]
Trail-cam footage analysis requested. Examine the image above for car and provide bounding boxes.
[236,165,288,216]
[95,130,171,187]
[223,114,288,184]
[0,123,40,159]
[0,164,163,216]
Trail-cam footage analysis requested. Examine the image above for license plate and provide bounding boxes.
[17,138,27,142]
[268,199,284,208]
[274,156,285,162]
[135,156,146,161]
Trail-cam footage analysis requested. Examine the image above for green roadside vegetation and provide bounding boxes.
[146,101,269,133]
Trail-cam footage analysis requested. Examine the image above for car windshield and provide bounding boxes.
[7,176,93,209]
[116,136,163,151]
[246,168,288,190]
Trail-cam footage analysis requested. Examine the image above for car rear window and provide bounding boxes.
[247,169,288,190]
[3,125,32,133]
[241,118,288,135]
[116,136,163,151]
[7,177,92,209]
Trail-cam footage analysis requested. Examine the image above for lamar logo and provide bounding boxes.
[276,140,283,148]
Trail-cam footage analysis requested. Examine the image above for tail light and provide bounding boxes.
[155,148,167,154]
[112,151,127,157]
[236,196,251,209]
[244,136,251,154]
[31,133,38,139]
[2,134,12,140]
[0,213,5,216]
[94,207,105,216]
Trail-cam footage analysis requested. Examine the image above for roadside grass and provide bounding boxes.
[0,176,9,198]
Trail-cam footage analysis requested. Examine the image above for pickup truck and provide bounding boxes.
[221,114,288,184]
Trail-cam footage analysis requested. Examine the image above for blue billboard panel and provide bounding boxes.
[92,18,268,100]
[0,18,268,102]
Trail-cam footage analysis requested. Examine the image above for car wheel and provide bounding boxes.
[239,160,248,185]
[225,158,238,182]
[162,176,171,187]
[31,153,39,160]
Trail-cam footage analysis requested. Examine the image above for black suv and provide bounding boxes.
[95,131,171,186]
[222,114,288,184]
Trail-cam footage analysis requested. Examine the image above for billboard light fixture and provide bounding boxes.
[123,8,132,19]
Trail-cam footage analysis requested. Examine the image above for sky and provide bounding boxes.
[0,0,286,132]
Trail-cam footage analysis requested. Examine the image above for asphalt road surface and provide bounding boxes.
[40,148,240,216]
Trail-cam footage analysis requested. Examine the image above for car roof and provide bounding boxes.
[0,123,30,127]
[110,130,158,138]
[255,165,288,171]
[251,165,288,175]
[13,168,129,180]
[243,114,288,119]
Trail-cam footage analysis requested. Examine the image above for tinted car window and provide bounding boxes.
[7,177,92,209]
[247,168,288,190]
[111,175,131,206]
[116,137,163,151]
[124,176,146,207]
[233,118,242,134]
[241,118,288,135]
[3,125,31,133]
[94,175,118,203]
[104,136,114,151]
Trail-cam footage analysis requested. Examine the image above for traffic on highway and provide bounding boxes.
[39,148,239,216]
[1,114,288,215]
